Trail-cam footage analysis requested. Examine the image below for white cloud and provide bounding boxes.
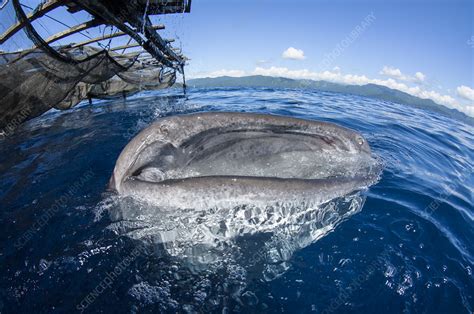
[195,67,473,117]
[415,72,426,82]
[253,67,472,117]
[380,66,404,80]
[204,69,246,78]
[380,66,425,83]
[282,47,306,60]
[457,85,474,101]
[253,66,318,80]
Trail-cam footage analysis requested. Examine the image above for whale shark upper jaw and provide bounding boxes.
[110,112,381,208]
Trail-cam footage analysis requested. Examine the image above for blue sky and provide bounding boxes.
[0,0,472,116]
[179,0,471,82]
[164,0,473,116]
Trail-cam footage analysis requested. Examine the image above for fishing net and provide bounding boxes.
[0,0,187,133]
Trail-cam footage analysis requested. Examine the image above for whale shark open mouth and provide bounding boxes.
[106,112,381,274]
[109,112,380,210]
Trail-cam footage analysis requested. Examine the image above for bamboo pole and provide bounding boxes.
[0,0,66,44]
[70,24,165,49]
[109,39,174,52]
[43,19,103,45]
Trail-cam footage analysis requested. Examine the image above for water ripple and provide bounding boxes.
[0,88,472,312]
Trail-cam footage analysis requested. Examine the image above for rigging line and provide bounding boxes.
[109,26,123,50]
[121,36,133,54]
[20,3,53,38]
[141,0,150,34]
[103,24,113,50]
[0,20,22,51]
[36,18,52,37]
[77,22,110,51]
[70,8,92,37]
[69,10,94,40]
[20,3,113,51]
[85,24,114,51]
[12,0,77,64]
[95,25,119,54]
[20,3,93,40]
[99,24,114,50]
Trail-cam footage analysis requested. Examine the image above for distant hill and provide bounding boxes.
[187,75,473,125]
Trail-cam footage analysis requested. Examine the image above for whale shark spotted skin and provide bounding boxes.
[109,112,380,210]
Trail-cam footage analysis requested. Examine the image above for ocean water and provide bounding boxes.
[0,87,472,313]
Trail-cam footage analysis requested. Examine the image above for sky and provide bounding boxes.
[0,0,473,116]
[165,0,474,116]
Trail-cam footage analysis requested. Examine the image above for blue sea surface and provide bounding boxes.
[0,87,472,313]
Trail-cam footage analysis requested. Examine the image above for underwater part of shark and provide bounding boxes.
[109,111,380,210]
[106,111,381,274]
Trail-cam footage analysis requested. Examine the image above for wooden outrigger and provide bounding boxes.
[109,40,175,52]
[70,25,166,49]
[43,19,103,45]
[0,0,191,71]
[0,0,66,44]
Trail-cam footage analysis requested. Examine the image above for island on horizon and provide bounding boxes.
[187,75,474,125]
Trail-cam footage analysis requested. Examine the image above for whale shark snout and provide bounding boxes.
[109,112,380,209]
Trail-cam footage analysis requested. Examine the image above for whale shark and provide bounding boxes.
[109,112,380,210]
[106,112,381,273]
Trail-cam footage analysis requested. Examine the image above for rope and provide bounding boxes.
[141,0,150,34]
[20,3,112,52]
[181,64,186,95]
[12,0,78,64]
[20,3,93,40]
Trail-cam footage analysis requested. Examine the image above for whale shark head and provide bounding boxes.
[109,112,376,197]
[106,111,381,273]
